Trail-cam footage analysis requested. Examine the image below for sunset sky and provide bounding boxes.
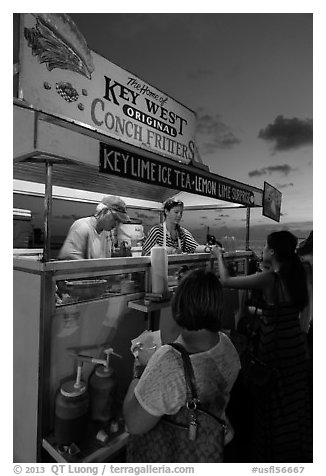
[68,12,313,235]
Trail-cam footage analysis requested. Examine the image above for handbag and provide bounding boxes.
[126,342,227,463]
[240,349,278,393]
[240,274,281,393]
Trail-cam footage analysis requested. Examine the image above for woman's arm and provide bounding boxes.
[182,228,200,253]
[211,246,273,290]
[123,346,184,434]
[123,378,161,434]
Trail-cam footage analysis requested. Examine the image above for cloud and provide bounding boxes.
[195,108,240,153]
[248,164,296,177]
[187,69,213,80]
[275,183,294,189]
[258,115,313,151]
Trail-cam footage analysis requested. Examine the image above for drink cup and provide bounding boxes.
[132,342,157,365]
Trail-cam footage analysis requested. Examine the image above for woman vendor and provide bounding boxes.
[142,198,209,256]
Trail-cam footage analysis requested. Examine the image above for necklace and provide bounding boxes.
[165,221,178,238]
[163,222,181,249]
[168,229,177,240]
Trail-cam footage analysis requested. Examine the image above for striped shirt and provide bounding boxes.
[142,223,199,256]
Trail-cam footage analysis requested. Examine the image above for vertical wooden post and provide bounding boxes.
[245,207,250,251]
[43,161,53,262]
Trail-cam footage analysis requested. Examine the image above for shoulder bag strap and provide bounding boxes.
[270,272,281,369]
[168,342,198,403]
[168,342,227,430]
[273,271,280,306]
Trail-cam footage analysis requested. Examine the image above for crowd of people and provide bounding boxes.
[124,229,313,463]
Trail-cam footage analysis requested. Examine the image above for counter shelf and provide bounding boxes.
[42,432,129,463]
[42,419,129,463]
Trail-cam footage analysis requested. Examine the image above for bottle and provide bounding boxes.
[229,236,236,253]
[150,245,168,295]
[89,366,118,422]
[221,236,230,252]
[54,364,89,445]
[88,349,118,423]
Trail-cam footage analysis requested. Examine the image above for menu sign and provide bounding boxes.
[263,182,282,222]
[100,143,255,206]
[19,13,196,164]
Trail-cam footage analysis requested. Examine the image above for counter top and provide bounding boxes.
[13,250,252,273]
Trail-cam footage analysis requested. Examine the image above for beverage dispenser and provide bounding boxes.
[54,359,89,446]
[54,348,122,448]
[88,348,121,423]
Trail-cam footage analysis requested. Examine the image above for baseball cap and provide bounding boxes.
[100,195,131,223]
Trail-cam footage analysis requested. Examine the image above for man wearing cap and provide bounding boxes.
[58,195,131,260]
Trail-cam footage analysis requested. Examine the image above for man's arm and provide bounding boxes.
[58,221,88,260]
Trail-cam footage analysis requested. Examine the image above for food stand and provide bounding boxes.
[13,14,268,463]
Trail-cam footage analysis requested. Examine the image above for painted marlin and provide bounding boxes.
[24,13,95,80]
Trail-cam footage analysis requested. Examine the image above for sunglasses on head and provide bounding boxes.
[164,200,184,210]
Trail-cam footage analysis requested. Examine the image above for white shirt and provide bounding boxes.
[59,216,112,259]
[134,332,241,418]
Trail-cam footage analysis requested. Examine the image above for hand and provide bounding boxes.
[211,245,223,259]
[133,358,146,379]
[166,246,180,255]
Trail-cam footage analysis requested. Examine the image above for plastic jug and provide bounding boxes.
[54,364,89,445]
[150,245,168,294]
